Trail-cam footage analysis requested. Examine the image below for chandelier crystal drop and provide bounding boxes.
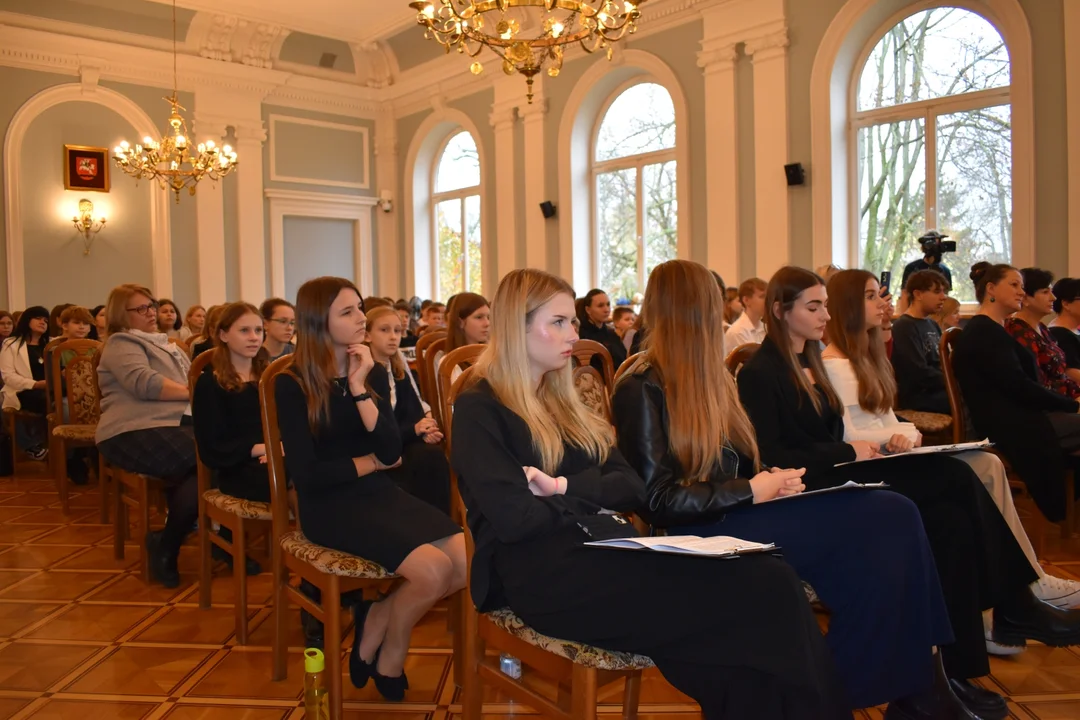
[112,0,238,202]
[409,0,646,103]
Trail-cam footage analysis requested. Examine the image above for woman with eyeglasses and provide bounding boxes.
[95,284,197,588]
[260,298,296,361]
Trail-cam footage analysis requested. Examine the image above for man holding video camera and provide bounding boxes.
[902,230,955,292]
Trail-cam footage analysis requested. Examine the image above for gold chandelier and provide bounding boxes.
[112,0,237,202]
[409,0,646,103]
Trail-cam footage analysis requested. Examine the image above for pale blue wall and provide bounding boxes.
[261,105,375,198]
[282,216,354,301]
[278,32,356,73]
[0,0,196,40]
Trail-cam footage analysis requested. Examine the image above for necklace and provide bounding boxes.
[333,377,348,396]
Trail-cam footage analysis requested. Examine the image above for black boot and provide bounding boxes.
[993,585,1080,648]
[299,579,324,650]
[948,678,1007,720]
[211,528,262,575]
[145,531,180,589]
[883,654,977,719]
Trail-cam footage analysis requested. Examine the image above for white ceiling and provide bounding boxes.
[140,0,416,45]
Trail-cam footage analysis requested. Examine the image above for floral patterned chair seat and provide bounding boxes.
[279,530,397,579]
[203,488,273,521]
[484,607,653,671]
[52,424,96,442]
[894,409,952,435]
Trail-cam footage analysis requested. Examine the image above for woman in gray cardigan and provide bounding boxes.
[96,283,196,588]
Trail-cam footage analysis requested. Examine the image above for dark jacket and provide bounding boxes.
[736,337,856,482]
[192,365,269,501]
[890,314,951,414]
[450,379,645,611]
[579,320,628,372]
[367,363,427,447]
[953,315,1078,521]
[611,363,754,528]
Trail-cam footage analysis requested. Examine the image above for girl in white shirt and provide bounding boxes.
[821,269,1080,615]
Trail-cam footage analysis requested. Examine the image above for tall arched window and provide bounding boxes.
[855,7,1011,301]
[593,82,677,300]
[433,131,481,300]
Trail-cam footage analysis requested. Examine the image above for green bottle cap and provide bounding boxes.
[304,648,325,673]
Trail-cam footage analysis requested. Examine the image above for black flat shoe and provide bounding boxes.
[993,587,1080,647]
[372,649,409,702]
[348,601,375,689]
[949,679,1007,720]
[145,531,179,589]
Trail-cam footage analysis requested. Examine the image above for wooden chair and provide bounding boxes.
[414,330,447,410]
[435,344,485,442]
[724,343,760,376]
[422,338,448,426]
[574,366,612,423]
[46,339,102,516]
[940,327,1075,556]
[188,349,273,645]
[572,339,615,389]
[892,409,953,445]
[446,366,651,720]
[2,369,50,478]
[258,356,404,720]
[613,352,643,386]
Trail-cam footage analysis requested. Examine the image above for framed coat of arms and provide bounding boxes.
[63,145,110,192]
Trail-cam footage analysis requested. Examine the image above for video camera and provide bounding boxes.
[919,230,956,258]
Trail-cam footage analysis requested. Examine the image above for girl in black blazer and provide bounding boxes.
[577,288,628,370]
[738,267,1080,719]
[452,268,849,720]
[611,260,953,715]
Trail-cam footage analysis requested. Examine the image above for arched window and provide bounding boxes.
[854,7,1011,301]
[593,82,677,300]
[433,131,481,300]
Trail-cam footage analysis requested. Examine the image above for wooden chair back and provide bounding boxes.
[571,339,615,389]
[187,348,216,490]
[437,344,485,439]
[258,355,295,546]
[415,330,447,408]
[614,352,643,386]
[940,327,968,444]
[573,365,612,423]
[725,343,761,376]
[47,339,102,424]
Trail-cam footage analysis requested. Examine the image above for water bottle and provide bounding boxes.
[304,648,330,720]
[499,653,522,679]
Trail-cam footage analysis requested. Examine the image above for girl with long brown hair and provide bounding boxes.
[739,267,1080,720]
[273,277,464,701]
[611,259,951,713]
[444,292,490,353]
[451,268,850,720]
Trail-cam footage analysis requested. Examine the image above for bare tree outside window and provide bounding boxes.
[434,131,482,300]
[855,8,1011,302]
[594,83,677,300]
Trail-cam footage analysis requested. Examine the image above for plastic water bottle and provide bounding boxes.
[304,648,330,720]
[499,653,522,679]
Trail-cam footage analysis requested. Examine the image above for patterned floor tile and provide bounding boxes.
[0,641,100,691]
[21,698,159,719]
[161,706,293,720]
[0,698,30,719]
[25,603,156,642]
[63,646,215,696]
[0,546,84,570]
[0,571,115,601]
[0,602,65,638]
[132,606,250,645]
[185,651,305,701]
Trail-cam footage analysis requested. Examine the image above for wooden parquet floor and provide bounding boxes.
[0,475,1079,719]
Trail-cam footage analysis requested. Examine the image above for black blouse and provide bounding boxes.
[26,344,45,382]
[367,364,427,446]
[192,367,264,482]
[579,320,628,371]
[450,379,645,610]
[1049,326,1080,370]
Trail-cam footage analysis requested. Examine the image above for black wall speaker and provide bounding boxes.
[784,163,806,186]
[539,201,557,219]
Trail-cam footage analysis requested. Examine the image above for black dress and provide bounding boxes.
[1049,326,1080,370]
[578,320,628,371]
[192,367,271,503]
[274,372,461,571]
[738,337,1039,681]
[451,380,850,720]
[953,315,1080,521]
[367,363,451,515]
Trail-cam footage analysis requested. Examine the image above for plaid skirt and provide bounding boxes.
[97,426,197,485]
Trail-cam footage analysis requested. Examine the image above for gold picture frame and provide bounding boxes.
[63,144,110,192]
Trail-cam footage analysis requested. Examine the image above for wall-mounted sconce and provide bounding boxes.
[72,198,106,254]
[378,189,393,213]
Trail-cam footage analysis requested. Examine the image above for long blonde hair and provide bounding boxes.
[639,260,760,481]
[470,269,613,474]
[825,269,896,414]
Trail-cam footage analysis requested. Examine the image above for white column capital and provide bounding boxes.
[519,97,548,121]
[489,104,518,131]
[192,113,231,140]
[745,29,789,61]
[234,122,268,144]
[697,44,738,72]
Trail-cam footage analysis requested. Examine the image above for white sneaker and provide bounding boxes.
[1032,575,1080,610]
[984,610,1025,657]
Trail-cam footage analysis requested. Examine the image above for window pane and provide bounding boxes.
[436,198,463,300]
[435,132,480,193]
[596,168,639,299]
[596,83,676,162]
[936,104,1012,303]
[465,194,482,295]
[643,161,677,280]
[857,8,1009,112]
[857,118,927,290]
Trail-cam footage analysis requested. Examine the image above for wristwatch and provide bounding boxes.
[351,391,372,403]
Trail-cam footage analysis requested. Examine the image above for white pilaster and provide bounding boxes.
[490,82,519,283]
[192,111,229,307]
[698,42,740,280]
[234,121,268,303]
[520,80,548,271]
[746,29,791,279]
[1067,0,1080,275]
[374,107,401,297]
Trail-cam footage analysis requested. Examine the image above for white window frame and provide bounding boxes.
[590,79,678,296]
[431,132,482,300]
[846,4,1015,299]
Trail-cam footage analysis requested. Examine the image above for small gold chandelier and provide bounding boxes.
[113,0,237,202]
[409,0,646,103]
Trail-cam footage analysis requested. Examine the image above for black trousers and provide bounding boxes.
[815,453,1038,680]
[97,426,199,557]
[495,525,851,720]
